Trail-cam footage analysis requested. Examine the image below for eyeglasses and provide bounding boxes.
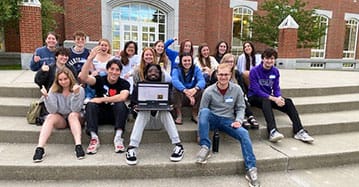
[224,60,234,63]
[217,73,231,77]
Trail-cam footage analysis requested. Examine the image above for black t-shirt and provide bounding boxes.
[92,76,130,97]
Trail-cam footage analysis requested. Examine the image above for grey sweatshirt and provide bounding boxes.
[44,87,85,116]
[199,82,245,123]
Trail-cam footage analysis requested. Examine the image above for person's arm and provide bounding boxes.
[30,48,42,71]
[234,87,245,124]
[249,68,270,98]
[70,86,85,112]
[79,46,100,86]
[236,54,246,73]
[171,69,186,91]
[44,92,59,114]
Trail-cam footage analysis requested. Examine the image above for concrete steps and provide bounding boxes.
[1,132,359,180]
[1,69,359,183]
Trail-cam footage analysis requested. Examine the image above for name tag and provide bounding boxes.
[269,74,276,79]
[225,97,233,103]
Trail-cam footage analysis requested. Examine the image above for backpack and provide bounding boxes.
[26,100,43,124]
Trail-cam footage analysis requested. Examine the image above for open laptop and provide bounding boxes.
[136,82,173,111]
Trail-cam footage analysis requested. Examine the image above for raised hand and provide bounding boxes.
[40,85,48,97]
[72,84,82,94]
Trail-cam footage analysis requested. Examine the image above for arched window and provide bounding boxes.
[232,6,253,55]
[343,19,358,59]
[112,3,166,54]
[311,15,329,59]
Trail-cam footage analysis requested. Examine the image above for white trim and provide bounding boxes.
[230,0,258,10]
[345,13,359,21]
[278,15,299,29]
[314,9,332,19]
[21,0,41,7]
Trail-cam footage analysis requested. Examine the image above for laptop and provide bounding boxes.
[136,82,173,111]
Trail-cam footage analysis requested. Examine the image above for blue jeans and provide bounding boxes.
[198,108,257,170]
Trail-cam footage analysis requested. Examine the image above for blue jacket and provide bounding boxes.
[30,46,56,71]
[172,65,206,92]
[164,39,179,74]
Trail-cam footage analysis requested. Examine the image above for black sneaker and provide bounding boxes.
[75,144,85,160]
[126,148,138,165]
[33,147,45,163]
[170,144,184,162]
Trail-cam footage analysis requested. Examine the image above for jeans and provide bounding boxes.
[85,102,128,135]
[198,108,256,170]
[248,96,303,134]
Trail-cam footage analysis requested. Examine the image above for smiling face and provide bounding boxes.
[216,64,232,87]
[201,46,210,58]
[99,40,110,54]
[57,72,70,89]
[146,65,161,81]
[45,33,57,48]
[154,41,164,55]
[262,56,275,70]
[107,63,121,83]
[56,54,69,66]
[143,49,154,65]
[183,41,192,53]
[218,42,227,55]
[74,36,86,48]
[243,42,253,55]
[126,43,136,57]
[181,55,192,70]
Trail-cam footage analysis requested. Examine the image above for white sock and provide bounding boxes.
[90,131,98,139]
[115,129,123,138]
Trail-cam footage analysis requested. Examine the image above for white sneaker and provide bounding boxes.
[114,136,125,153]
[269,130,284,143]
[294,129,314,143]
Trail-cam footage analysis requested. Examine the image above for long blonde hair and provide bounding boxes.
[50,67,77,93]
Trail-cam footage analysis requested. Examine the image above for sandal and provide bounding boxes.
[248,116,259,129]
[191,116,198,124]
[175,116,183,125]
[242,119,250,130]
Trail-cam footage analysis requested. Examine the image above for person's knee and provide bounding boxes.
[68,112,80,121]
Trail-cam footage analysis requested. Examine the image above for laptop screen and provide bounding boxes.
[137,82,169,102]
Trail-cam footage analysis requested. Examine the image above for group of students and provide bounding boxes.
[29,31,315,187]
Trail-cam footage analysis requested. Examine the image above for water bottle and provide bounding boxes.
[212,129,219,153]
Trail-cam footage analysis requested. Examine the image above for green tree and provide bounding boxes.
[0,0,22,28]
[0,0,63,40]
[39,0,63,40]
[248,0,326,48]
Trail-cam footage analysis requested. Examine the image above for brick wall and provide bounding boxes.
[63,0,102,41]
[4,26,20,52]
[18,5,43,53]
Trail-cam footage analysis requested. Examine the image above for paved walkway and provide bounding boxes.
[0,69,358,88]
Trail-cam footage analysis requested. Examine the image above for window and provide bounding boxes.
[311,15,329,59]
[112,3,166,54]
[232,6,253,55]
[343,19,358,59]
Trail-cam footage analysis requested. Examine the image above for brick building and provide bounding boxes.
[1,0,359,70]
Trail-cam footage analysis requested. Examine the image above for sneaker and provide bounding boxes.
[33,147,45,163]
[269,129,284,143]
[86,138,100,154]
[294,129,314,143]
[126,148,138,165]
[196,145,211,164]
[170,144,184,162]
[114,136,125,153]
[75,144,85,160]
[242,119,250,130]
[245,167,260,187]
